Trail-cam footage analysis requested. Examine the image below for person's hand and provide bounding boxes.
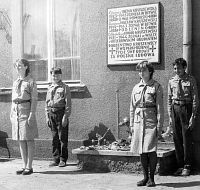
[161,117,173,138]
[161,126,172,139]
[169,117,172,126]
[157,127,162,137]
[46,119,51,128]
[188,116,195,130]
[62,115,68,127]
[45,113,51,128]
[130,126,134,134]
[28,112,35,127]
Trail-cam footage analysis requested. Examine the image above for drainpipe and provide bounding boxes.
[183,0,192,74]
[116,89,120,139]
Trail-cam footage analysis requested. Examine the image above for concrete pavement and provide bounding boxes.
[0,158,200,190]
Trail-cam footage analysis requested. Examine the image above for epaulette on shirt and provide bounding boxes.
[169,76,176,81]
[171,76,176,80]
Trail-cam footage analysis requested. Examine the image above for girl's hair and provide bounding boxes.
[136,60,154,79]
[15,59,30,77]
[173,58,187,68]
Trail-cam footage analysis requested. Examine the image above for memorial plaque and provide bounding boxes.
[108,3,160,65]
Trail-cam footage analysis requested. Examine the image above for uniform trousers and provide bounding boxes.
[48,109,69,163]
[172,103,193,169]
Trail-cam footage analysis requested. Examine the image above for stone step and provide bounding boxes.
[72,147,175,158]
[72,146,176,175]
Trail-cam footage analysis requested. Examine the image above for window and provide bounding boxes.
[22,0,80,84]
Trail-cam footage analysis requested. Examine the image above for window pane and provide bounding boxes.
[23,0,47,59]
[54,0,80,58]
[22,0,80,83]
[54,60,72,80]
[30,60,48,81]
[72,59,80,80]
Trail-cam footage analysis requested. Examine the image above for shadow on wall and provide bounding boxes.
[0,130,10,158]
[37,86,92,101]
[72,86,92,99]
[83,122,116,146]
[0,93,12,102]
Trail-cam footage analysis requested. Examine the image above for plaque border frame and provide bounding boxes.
[107,3,161,66]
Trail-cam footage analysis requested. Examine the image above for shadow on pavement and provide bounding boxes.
[158,181,200,188]
[35,170,109,175]
[0,131,10,158]
[66,163,78,166]
[0,158,15,162]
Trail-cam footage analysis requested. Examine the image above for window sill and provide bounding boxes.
[0,82,86,95]
[0,88,12,95]
[37,82,86,93]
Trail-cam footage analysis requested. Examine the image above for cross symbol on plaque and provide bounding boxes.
[149,45,156,53]
[109,48,116,54]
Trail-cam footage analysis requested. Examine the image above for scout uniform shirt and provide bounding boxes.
[45,80,71,118]
[168,73,199,118]
[130,79,164,154]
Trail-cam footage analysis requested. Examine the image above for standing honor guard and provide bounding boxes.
[45,67,71,167]
[164,58,199,176]
[130,61,164,187]
[10,59,38,175]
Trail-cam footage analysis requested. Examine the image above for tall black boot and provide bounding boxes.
[137,153,149,186]
[147,151,157,187]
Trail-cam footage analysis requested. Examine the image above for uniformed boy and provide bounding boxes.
[45,67,71,167]
[164,58,199,176]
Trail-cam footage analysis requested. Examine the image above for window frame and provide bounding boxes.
[10,0,84,92]
[23,0,81,86]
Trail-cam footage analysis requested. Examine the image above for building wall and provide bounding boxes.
[3,0,200,166]
[70,0,183,140]
[191,0,200,168]
[0,0,12,88]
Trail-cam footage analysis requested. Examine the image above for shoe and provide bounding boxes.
[58,161,66,167]
[16,168,25,175]
[146,179,156,187]
[22,168,33,175]
[49,161,59,167]
[137,179,148,186]
[173,168,183,176]
[181,168,190,176]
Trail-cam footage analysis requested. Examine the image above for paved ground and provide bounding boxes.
[0,158,200,190]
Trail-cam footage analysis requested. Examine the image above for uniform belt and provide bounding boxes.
[136,103,156,108]
[13,99,31,104]
[173,99,192,105]
[47,107,65,113]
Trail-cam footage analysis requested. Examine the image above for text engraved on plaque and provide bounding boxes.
[108,3,160,65]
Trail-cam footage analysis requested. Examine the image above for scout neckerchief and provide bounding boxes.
[15,78,23,96]
[140,79,154,104]
[50,80,63,106]
[176,73,186,99]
